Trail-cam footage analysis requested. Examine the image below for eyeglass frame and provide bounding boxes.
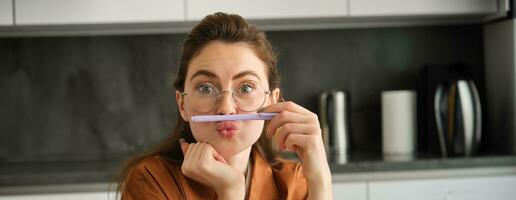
[180,82,273,113]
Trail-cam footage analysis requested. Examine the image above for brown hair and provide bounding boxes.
[116,12,281,196]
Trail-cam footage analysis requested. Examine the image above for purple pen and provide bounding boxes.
[191,112,277,122]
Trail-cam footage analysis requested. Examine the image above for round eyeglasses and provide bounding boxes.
[181,80,271,113]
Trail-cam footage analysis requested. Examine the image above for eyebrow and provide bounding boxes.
[190,70,217,81]
[190,69,262,81]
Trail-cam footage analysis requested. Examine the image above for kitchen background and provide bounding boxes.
[0,25,487,163]
[1,0,516,199]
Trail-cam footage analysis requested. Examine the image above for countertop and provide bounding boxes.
[1,154,516,187]
[330,154,516,173]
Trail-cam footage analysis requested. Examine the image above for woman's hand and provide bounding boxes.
[264,101,332,200]
[180,139,245,200]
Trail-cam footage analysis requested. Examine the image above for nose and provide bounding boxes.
[216,91,237,115]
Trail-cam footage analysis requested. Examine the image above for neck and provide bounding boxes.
[225,147,252,175]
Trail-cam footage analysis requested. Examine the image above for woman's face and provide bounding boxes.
[177,41,279,158]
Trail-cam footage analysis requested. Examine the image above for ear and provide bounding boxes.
[270,88,281,104]
[176,90,190,122]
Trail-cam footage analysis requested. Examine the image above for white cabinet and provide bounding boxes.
[0,0,510,36]
[332,182,367,200]
[15,0,184,25]
[349,0,499,17]
[0,192,114,200]
[0,0,13,26]
[186,0,348,21]
[368,175,516,200]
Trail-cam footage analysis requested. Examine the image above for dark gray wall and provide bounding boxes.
[0,25,485,163]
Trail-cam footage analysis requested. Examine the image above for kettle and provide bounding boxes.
[434,79,481,157]
[319,90,349,164]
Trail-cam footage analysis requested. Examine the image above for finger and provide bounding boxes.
[262,101,312,115]
[199,142,228,164]
[183,141,203,162]
[189,141,204,160]
[273,123,313,150]
[275,123,315,149]
[179,138,190,156]
[284,134,315,153]
[267,111,312,136]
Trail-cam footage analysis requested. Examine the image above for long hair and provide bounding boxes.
[116,12,282,196]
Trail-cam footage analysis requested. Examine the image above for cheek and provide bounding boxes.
[242,121,265,142]
[189,123,211,141]
[182,105,198,122]
[183,108,214,140]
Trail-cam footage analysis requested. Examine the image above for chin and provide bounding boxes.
[214,143,251,158]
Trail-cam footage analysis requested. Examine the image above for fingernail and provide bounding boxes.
[179,138,185,143]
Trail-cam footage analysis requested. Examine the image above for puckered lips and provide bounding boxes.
[217,121,238,139]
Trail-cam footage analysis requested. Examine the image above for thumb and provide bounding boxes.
[212,149,228,164]
[179,138,189,156]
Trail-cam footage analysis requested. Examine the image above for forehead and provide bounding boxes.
[186,41,268,83]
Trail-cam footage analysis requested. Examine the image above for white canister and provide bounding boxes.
[381,90,417,161]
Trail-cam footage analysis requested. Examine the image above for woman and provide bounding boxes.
[118,12,332,200]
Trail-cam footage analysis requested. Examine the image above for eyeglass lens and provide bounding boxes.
[183,81,268,113]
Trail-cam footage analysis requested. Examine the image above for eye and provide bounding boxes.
[196,83,216,95]
[238,83,254,94]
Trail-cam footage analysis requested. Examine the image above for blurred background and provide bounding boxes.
[1,0,516,199]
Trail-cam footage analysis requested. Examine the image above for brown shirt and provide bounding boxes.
[122,149,308,200]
